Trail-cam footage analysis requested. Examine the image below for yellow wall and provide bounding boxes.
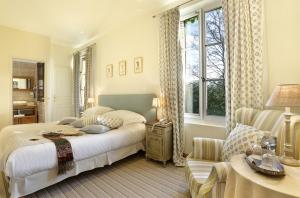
[88,14,226,153]
[265,0,300,94]
[1,0,299,150]
[0,26,51,129]
[0,26,73,129]
[89,1,300,152]
[94,14,160,97]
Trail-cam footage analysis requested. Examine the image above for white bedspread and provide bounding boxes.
[3,123,145,179]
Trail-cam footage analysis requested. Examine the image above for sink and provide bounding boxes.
[13,101,27,105]
[14,114,25,118]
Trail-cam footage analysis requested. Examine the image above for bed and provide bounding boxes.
[0,94,156,198]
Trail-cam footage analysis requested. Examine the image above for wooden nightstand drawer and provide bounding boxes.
[147,127,163,136]
[146,135,163,158]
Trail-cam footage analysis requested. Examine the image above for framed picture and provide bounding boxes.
[134,57,143,73]
[106,64,113,78]
[119,60,126,76]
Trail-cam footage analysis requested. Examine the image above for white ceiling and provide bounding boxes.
[0,0,177,46]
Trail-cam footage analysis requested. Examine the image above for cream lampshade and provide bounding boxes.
[266,84,300,166]
[152,98,160,121]
[152,98,161,108]
[87,98,95,107]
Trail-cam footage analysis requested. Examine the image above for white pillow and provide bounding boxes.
[80,125,111,134]
[57,117,78,125]
[221,123,264,161]
[102,110,146,126]
[82,106,114,117]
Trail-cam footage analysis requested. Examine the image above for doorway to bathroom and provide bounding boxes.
[12,59,45,125]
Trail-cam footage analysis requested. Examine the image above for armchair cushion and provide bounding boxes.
[193,138,224,161]
[221,123,264,161]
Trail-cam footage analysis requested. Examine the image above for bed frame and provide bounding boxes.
[1,94,156,198]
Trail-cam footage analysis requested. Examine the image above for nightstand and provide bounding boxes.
[145,122,173,166]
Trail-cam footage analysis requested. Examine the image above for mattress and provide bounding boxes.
[4,123,146,179]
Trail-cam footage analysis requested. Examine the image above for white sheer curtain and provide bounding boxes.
[159,8,185,166]
[223,0,264,133]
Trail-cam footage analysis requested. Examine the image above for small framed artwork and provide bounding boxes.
[119,60,126,76]
[134,57,143,73]
[106,64,113,78]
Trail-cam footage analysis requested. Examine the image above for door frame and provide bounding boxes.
[11,58,49,123]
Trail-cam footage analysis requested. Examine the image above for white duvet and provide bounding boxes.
[3,123,145,179]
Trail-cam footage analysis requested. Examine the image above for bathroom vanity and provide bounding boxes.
[13,103,37,124]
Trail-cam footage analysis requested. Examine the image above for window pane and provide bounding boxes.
[205,8,224,45]
[205,8,225,116]
[206,80,225,116]
[206,44,225,79]
[184,16,200,114]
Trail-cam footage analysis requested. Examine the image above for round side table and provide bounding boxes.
[224,154,300,198]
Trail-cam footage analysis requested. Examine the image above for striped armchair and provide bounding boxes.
[185,107,300,198]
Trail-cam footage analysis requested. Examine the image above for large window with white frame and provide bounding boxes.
[181,4,225,119]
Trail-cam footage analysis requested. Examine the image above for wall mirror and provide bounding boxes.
[13,77,32,90]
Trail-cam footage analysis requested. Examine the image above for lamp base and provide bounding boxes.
[280,155,300,167]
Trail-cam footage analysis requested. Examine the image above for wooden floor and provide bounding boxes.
[1,153,190,198]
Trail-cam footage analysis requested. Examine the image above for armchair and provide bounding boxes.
[185,107,300,198]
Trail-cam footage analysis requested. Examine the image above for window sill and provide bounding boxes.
[184,114,226,128]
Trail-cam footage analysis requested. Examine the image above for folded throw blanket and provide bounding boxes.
[43,133,74,175]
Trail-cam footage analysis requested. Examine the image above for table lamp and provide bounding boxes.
[152,98,161,121]
[87,98,95,107]
[266,84,300,166]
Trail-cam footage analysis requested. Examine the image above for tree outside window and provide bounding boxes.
[182,7,225,117]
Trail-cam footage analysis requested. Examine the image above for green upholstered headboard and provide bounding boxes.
[98,94,157,122]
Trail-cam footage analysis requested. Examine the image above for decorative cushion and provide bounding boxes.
[102,110,146,126]
[96,114,123,129]
[82,106,114,117]
[80,125,111,134]
[57,117,78,125]
[71,115,98,128]
[221,124,264,161]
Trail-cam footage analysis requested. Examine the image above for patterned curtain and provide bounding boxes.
[159,8,185,166]
[73,52,80,117]
[84,46,94,110]
[222,0,264,133]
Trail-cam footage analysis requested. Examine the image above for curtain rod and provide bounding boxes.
[152,0,195,18]
[74,43,96,54]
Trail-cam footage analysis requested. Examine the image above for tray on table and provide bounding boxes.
[245,155,285,176]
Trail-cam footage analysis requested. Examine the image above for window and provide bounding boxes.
[181,6,225,118]
[73,46,94,117]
